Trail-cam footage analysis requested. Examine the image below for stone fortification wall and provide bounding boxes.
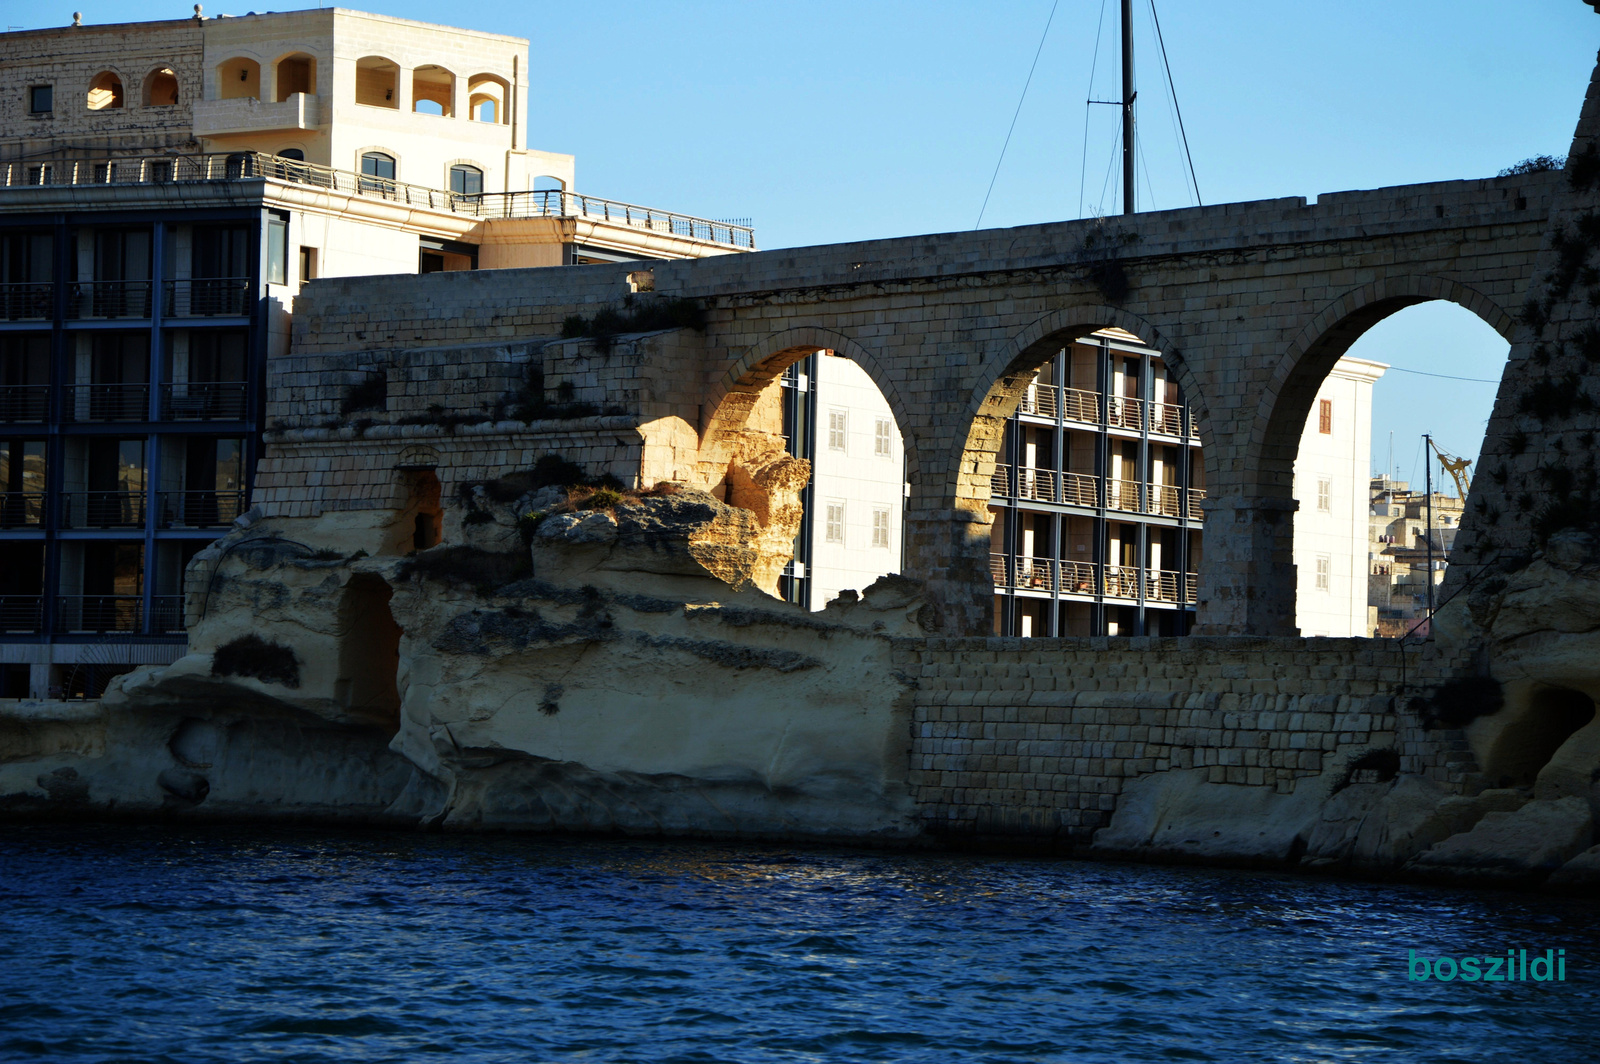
[902,637,1475,842]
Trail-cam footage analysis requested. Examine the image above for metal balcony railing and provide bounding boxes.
[1062,387,1099,425]
[0,281,52,320]
[1150,400,1186,437]
[1017,383,1058,419]
[0,384,48,422]
[159,489,245,528]
[1150,484,1183,518]
[990,556,1194,603]
[991,465,1201,518]
[149,595,186,633]
[0,595,43,633]
[1103,564,1142,599]
[0,152,757,251]
[0,491,44,526]
[161,381,248,420]
[61,490,145,528]
[1187,488,1206,516]
[164,277,252,317]
[65,279,154,320]
[1061,472,1097,507]
[56,595,142,633]
[1107,479,1142,513]
[1108,395,1144,432]
[62,383,149,422]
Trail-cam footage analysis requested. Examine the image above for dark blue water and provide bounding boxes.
[0,825,1596,1063]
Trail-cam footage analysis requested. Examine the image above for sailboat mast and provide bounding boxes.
[1121,0,1135,215]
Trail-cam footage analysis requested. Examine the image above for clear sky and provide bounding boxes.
[42,1,1600,487]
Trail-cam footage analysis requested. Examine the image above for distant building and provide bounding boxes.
[776,352,906,609]
[1292,356,1387,636]
[0,9,753,700]
[1369,476,1465,637]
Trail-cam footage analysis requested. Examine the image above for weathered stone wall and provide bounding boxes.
[901,636,1476,842]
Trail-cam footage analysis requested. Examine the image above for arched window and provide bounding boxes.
[355,56,399,109]
[86,72,124,111]
[533,175,565,192]
[217,57,260,100]
[143,68,179,107]
[274,53,316,101]
[449,164,482,197]
[467,73,507,124]
[277,149,304,161]
[360,152,397,196]
[412,65,454,117]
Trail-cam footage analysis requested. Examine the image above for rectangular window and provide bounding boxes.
[825,501,845,544]
[872,508,890,548]
[299,246,318,283]
[1318,399,1333,435]
[1315,554,1331,591]
[266,214,288,285]
[828,409,847,452]
[29,85,52,114]
[1317,478,1331,513]
[874,418,891,458]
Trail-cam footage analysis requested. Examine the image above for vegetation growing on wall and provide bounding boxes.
[559,295,707,353]
[211,634,302,688]
[340,371,387,415]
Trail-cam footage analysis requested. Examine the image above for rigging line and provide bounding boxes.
[976,0,1061,230]
[1145,0,1190,206]
[1078,0,1111,219]
[1137,129,1157,213]
[1097,122,1122,215]
[1148,0,1200,206]
[1384,366,1501,384]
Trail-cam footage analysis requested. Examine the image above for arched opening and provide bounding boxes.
[966,325,1203,638]
[143,68,179,107]
[449,164,483,197]
[216,57,260,100]
[355,56,399,109]
[336,573,402,732]
[533,175,566,192]
[1276,297,1510,637]
[467,73,507,123]
[412,65,453,116]
[399,469,443,554]
[86,71,124,111]
[703,337,909,607]
[1482,686,1596,788]
[274,53,315,101]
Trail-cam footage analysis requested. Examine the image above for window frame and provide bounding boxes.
[825,500,845,544]
[874,417,891,458]
[1318,398,1333,435]
[871,507,890,548]
[1315,554,1331,591]
[828,409,847,452]
[1316,478,1331,513]
[28,85,53,114]
[449,163,484,197]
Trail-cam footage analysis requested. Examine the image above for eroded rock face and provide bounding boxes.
[0,485,922,841]
[1405,797,1595,884]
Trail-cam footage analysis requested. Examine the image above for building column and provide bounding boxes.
[1191,494,1300,635]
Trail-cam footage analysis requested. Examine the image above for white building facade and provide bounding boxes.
[1292,355,1387,637]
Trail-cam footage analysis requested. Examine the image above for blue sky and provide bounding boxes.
[48,2,1600,484]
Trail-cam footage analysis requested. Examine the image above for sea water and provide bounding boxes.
[0,824,1595,1063]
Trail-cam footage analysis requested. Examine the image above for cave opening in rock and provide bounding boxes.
[1493,686,1596,787]
[337,574,402,732]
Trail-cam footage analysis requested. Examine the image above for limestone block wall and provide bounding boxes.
[901,636,1478,840]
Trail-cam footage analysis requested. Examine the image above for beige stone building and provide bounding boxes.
[1369,476,1465,637]
[0,8,753,699]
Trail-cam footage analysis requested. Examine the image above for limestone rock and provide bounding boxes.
[1405,796,1594,883]
[1546,843,1600,890]
[1091,768,1327,864]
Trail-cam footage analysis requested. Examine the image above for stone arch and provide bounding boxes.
[1253,275,1516,498]
[86,70,125,111]
[702,325,918,481]
[952,304,1203,514]
[272,51,318,101]
[141,66,180,107]
[216,55,261,100]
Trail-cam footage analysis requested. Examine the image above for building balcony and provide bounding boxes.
[61,383,150,423]
[0,595,42,633]
[1015,383,1198,438]
[990,554,1197,604]
[990,464,1206,519]
[193,93,320,137]
[159,490,245,528]
[60,491,146,528]
[0,491,45,527]
[64,280,154,320]
[0,385,48,423]
[165,278,253,318]
[0,281,52,321]
[53,595,184,634]
[161,381,248,421]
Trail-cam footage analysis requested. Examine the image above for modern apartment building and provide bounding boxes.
[1291,355,1386,637]
[988,329,1204,637]
[0,9,753,699]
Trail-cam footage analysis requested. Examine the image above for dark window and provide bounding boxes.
[361,152,395,179]
[29,85,52,113]
[299,246,317,282]
[266,214,288,285]
[1318,398,1333,435]
[277,148,304,161]
[192,226,250,280]
[449,164,483,197]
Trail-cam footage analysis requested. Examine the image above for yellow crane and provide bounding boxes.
[1428,438,1472,499]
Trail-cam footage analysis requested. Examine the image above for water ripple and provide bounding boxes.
[1,824,1597,1063]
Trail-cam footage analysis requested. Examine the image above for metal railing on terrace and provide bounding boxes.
[165,277,252,317]
[159,490,245,528]
[1014,382,1199,438]
[60,490,145,528]
[0,281,51,320]
[990,555,1195,603]
[990,464,1205,518]
[0,595,42,633]
[1,152,756,251]
[0,491,44,526]
[0,385,48,422]
[62,383,149,422]
[161,381,248,421]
